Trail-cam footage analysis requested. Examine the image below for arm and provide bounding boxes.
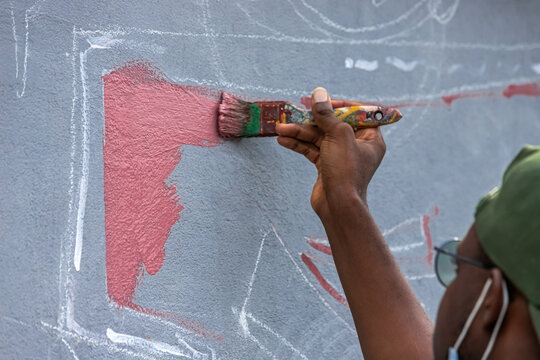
[276,88,433,360]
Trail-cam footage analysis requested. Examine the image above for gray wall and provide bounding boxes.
[2,0,540,359]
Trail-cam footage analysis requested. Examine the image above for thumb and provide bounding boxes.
[311,87,340,133]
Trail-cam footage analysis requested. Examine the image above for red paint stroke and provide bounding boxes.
[129,304,223,342]
[441,90,498,106]
[102,61,222,340]
[502,82,540,98]
[301,253,349,307]
[305,250,336,267]
[422,205,440,266]
[300,82,539,109]
[306,237,332,255]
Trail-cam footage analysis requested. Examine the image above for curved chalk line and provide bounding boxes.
[296,0,428,33]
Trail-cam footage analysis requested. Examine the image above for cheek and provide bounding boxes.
[433,283,462,359]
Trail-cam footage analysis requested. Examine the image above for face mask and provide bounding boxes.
[448,278,509,360]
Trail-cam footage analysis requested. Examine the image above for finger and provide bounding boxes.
[311,87,341,133]
[275,123,323,148]
[354,126,385,143]
[277,136,320,164]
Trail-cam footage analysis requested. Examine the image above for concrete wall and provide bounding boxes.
[2,0,540,358]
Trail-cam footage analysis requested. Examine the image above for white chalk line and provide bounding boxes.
[41,321,156,360]
[175,334,216,360]
[236,232,278,359]
[386,56,419,72]
[16,8,30,97]
[532,63,540,75]
[74,32,125,272]
[73,47,90,272]
[58,27,79,330]
[73,26,540,51]
[107,328,191,358]
[240,231,269,320]
[382,217,420,237]
[389,241,425,253]
[405,274,436,281]
[345,58,379,71]
[201,0,226,84]
[10,7,19,79]
[60,337,80,360]
[11,0,46,97]
[246,312,308,360]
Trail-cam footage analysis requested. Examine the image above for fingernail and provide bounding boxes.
[313,87,328,103]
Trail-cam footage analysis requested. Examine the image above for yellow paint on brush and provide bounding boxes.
[334,106,366,121]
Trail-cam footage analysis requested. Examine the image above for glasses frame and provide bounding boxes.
[433,238,493,287]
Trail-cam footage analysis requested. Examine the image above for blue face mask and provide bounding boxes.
[448,278,509,360]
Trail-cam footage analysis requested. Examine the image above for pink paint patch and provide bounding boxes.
[102,61,222,339]
[301,253,349,307]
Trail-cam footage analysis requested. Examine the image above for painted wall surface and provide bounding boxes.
[2,1,540,358]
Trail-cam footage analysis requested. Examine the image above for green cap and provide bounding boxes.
[475,145,540,343]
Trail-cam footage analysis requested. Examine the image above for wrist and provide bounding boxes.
[320,191,369,226]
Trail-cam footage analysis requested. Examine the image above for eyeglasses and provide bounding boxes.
[433,238,493,287]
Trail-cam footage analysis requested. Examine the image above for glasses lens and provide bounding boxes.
[435,240,460,287]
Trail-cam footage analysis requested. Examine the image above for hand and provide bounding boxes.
[276,87,386,220]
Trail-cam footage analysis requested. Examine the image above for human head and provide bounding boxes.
[433,145,540,360]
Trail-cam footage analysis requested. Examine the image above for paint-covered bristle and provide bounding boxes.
[218,92,252,138]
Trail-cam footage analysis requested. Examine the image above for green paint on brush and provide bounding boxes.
[243,103,261,136]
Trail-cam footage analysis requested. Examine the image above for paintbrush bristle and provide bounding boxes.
[218,92,252,138]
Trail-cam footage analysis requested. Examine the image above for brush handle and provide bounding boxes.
[283,104,399,128]
[235,101,401,137]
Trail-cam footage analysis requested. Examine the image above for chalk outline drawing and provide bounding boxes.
[7,0,537,358]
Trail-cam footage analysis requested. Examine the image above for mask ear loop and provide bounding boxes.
[480,279,509,360]
[452,278,493,352]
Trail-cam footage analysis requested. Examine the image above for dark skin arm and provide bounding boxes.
[276,88,433,360]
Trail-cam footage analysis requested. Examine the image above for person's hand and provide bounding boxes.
[276,87,386,220]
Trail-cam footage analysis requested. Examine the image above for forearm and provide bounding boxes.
[321,195,433,360]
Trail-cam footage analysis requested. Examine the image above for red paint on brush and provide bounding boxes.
[300,96,312,109]
[301,253,349,307]
[502,82,540,98]
[422,205,439,265]
[102,61,222,339]
[306,237,332,255]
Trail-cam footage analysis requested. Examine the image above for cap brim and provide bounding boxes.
[529,303,540,344]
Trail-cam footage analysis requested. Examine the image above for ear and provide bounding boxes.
[481,268,504,330]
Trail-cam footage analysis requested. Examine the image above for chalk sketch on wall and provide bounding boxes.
[15,0,537,358]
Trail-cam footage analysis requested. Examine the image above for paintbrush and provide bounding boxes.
[218,91,402,138]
